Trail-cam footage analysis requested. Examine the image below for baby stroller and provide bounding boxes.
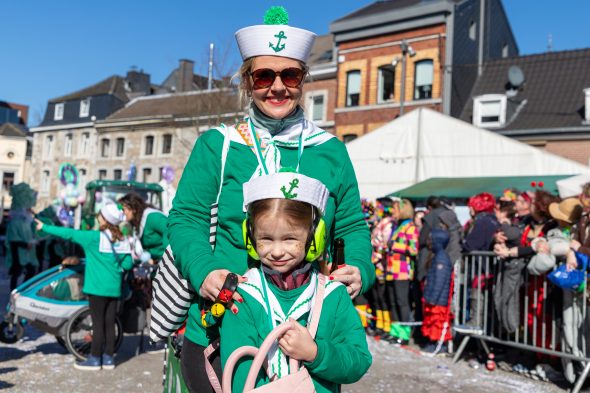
[0,263,127,360]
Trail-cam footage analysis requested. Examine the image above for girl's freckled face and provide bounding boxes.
[254,214,308,273]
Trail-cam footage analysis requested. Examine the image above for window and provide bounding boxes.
[113,169,122,180]
[54,103,64,120]
[162,134,172,154]
[44,135,54,158]
[64,134,73,157]
[306,92,326,122]
[346,70,361,107]
[473,94,507,128]
[98,169,107,180]
[585,88,590,122]
[469,21,477,41]
[2,172,15,193]
[145,136,154,155]
[414,60,433,100]
[79,168,87,189]
[80,132,90,156]
[502,44,509,58]
[142,167,152,183]
[100,138,110,157]
[378,65,395,103]
[79,98,90,118]
[159,167,164,181]
[116,138,125,157]
[342,134,358,144]
[41,170,50,193]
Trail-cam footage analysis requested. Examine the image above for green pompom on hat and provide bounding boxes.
[264,6,289,25]
[235,6,316,62]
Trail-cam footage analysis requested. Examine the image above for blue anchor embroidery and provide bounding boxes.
[269,31,287,53]
[280,179,299,199]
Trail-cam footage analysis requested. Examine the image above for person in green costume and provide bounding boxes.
[220,171,371,392]
[167,7,374,392]
[35,203,133,371]
[119,192,168,264]
[6,183,39,290]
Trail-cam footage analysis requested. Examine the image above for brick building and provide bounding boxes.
[304,0,517,140]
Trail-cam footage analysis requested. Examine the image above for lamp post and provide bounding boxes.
[395,40,416,116]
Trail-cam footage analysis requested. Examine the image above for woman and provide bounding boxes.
[386,199,418,345]
[167,7,374,392]
[118,192,168,264]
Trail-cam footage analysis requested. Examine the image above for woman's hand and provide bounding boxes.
[330,264,362,298]
[278,318,318,363]
[34,219,44,231]
[62,256,80,266]
[200,269,247,313]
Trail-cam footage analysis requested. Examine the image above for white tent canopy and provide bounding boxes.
[556,174,590,198]
[345,108,590,199]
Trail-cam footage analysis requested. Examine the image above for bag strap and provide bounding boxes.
[209,124,231,251]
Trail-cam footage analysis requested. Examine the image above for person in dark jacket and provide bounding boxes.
[421,229,453,353]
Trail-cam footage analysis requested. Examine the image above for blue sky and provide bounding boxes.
[2,0,589,126]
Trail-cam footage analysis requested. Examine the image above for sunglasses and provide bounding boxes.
[250,67,305,89]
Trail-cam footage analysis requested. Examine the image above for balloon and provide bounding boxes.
[58,163,79,186]
[95,191,102,203]
[77,195,86,204]
[65,197,78,208]
[60,189,67,199]
[140,251,151,264]
[161,166,175,184]
[58,208,69,223]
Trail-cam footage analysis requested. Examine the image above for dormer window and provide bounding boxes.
[473,94,507,128]
[584,88,590,123]
[79,98,90,118]
[54,103,64,120]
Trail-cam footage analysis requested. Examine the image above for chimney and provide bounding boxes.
[126,69,151,95]
[178,59,195,92]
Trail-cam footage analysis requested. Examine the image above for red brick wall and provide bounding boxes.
[542,139,590,166]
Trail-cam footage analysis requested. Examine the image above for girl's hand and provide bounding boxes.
[278,318,318,363]
[200,269,247,314]
[330,264,362,298]
[570,239,582,252]
[34,219,44,231]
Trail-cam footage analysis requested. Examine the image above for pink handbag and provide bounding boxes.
[219,274,326,393]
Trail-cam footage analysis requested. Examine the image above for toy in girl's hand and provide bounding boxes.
[201,273,239,327]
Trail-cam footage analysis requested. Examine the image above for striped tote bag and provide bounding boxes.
[149,125,230,342]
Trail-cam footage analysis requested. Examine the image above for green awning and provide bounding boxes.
[388,175,574,200]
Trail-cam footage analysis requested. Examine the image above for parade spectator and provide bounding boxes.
[463,192,498,253]
[166,7,374,391]
[421,228,454,354]
[571,182,590,256]
[220,172,371,392]
[369,197,399,337]
[6,183,39,291]
[387,199,419,345]
[35,203,133,370]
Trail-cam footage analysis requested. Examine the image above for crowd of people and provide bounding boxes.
[359,183,590,381]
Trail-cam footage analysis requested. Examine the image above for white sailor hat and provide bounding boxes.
[235,6,316,63]
[243,171,329,215]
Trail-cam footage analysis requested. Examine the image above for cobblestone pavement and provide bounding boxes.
[0,263,572,392]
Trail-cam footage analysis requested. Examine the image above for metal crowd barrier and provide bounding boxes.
[451,251,590,393]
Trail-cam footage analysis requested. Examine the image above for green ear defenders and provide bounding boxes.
[242,216,326,262]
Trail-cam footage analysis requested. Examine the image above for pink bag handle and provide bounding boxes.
[241,274,326,391]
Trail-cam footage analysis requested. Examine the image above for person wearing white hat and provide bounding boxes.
[167,7,373,392]
[219,172,371,392]
[35,202,133,371]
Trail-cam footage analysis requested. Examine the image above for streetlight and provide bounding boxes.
[393,40,416,116]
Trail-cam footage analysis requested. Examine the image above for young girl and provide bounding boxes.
[219,172,371,393]
[35,203,133,371]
